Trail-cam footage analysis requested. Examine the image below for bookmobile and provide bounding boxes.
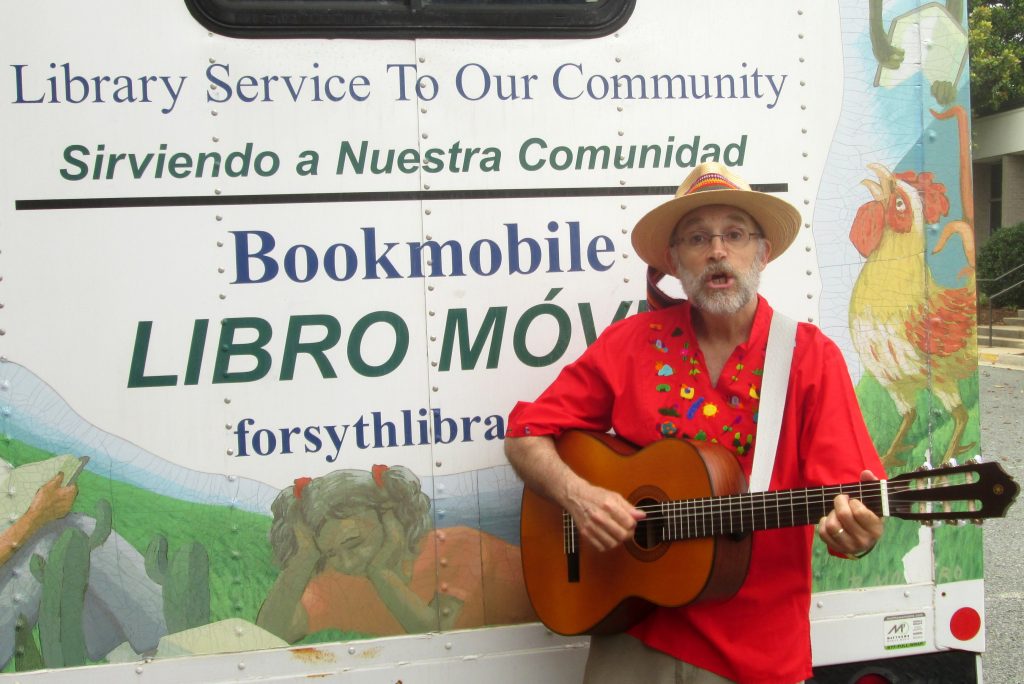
[1,1,1012,681]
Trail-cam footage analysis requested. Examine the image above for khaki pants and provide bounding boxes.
[583,633,735,684]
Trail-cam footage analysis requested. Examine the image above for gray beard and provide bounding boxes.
[676,258,762,315]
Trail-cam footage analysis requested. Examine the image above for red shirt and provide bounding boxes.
[506,296,884,684]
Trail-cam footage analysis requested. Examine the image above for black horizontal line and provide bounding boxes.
[15,183,788,211]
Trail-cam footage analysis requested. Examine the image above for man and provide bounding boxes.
[504,162,885,684]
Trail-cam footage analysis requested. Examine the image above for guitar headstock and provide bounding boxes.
[887,461,1020,522]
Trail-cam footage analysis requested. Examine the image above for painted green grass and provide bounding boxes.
[812,370,983,592]
[1,438,277,624]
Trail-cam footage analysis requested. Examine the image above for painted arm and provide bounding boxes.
[0,473,77,566]
[869,0,905,70]
[365,510,462,633]
[256,518,319,643]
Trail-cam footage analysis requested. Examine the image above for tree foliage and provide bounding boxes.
[977,222,1024,308]
[969,1,1024,116]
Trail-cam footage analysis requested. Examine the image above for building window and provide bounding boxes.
[185,0,635,39]
[991,162,1003,232]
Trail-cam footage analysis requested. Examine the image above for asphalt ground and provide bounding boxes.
[978,365,1024,684]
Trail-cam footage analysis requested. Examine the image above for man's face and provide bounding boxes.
[669,204,770,316]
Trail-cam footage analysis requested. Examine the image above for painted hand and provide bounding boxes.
[26,473,78,526]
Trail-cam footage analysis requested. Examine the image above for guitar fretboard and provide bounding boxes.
[562,481,889,548]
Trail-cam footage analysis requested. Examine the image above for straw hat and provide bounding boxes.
[631,162,801,274]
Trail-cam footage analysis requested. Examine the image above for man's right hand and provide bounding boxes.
[563,479,645,553]
[505,434,645,553]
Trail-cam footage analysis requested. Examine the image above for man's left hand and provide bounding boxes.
[817,469,884,557]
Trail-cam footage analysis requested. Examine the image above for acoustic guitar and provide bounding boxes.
[519,430,1020,636]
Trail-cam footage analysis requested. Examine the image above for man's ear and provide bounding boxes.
[664,244,677,273]
[759,240,773,269]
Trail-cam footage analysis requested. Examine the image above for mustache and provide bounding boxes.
[700,262,739,279]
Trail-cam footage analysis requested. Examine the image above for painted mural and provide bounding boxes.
[0,0,981,674]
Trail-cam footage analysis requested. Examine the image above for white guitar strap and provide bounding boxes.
[747,311,798,492]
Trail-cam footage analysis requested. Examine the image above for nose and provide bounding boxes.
[706,234,729,258]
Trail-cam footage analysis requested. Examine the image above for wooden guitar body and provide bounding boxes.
[520,430,751,636]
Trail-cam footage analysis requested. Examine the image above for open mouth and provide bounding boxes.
[706,271,734,288]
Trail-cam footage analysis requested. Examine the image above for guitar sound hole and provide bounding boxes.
[633,497,663,550]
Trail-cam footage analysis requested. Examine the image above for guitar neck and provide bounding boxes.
[653,481,887,540]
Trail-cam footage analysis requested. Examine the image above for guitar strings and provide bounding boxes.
[558,476,983,546]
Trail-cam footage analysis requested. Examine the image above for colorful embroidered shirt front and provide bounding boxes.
[506,297,770,479]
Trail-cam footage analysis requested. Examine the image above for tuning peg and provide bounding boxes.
[946,458,959,468]
[916,462,933,472]
[971,518,984,526]
[966,455,982,466]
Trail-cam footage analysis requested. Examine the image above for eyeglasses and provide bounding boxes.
[670,229,763,252]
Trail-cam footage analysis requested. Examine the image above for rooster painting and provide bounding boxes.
[848,145,977,468]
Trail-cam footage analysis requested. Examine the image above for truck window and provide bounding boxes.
[184,0,635,38]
